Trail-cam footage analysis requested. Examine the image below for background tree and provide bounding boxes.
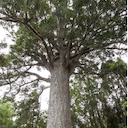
[0,0,127,128]
[14,90,47,128]
[70,58,127,128]
[0,99,14,128]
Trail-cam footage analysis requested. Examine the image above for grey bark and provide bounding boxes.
[47,61,72,128]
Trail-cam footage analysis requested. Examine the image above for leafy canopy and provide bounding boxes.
[0,0,127,112]
[70,58,127,128]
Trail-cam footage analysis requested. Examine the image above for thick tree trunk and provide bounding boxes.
[47,61,72,128]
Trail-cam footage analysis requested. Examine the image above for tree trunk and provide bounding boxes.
[47,61,72,128]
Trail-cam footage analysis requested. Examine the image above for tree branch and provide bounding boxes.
[0,15,53,68]
[24,52,50,69]
[42,85,50,91]
[25,71,51,83]
[24,23,53,67]
[0,66,32,86]
[17,81,50,96]
[0,17,24,24]
[65,41,72,68]
[105,47,127,51]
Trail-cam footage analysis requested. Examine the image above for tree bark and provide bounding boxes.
[47,61,72,128]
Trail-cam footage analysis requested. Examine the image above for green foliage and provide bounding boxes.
[0,54,10,67]
[14,90,47,128]
[0,99,14,128]
[0,43,7,49]
[70,58,127,128]
[0,0,126,85]
[0,0,127,127]
[101,57,127,78]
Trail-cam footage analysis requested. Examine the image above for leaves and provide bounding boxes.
[0,99,14,127]
[0,0,127,127]
[100,57,127,78]
[0,54,10,67]
[70,58,127,128]
[14,90,47,128]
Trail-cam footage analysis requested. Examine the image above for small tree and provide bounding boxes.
[14,90,47,128]
[0,99,14,128]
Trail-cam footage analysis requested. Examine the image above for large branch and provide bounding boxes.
[71,39,126,62]
[25,71,51,83]
[0,17,24,24]
[25,23,51,57]
[68,40,126,75]
[0,15,53,67]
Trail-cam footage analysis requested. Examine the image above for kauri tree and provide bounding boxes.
[0,0,126,128]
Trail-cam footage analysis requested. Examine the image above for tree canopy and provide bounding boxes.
[70,58,127,128]
[0,0,126,98]
[0,0,127,127]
